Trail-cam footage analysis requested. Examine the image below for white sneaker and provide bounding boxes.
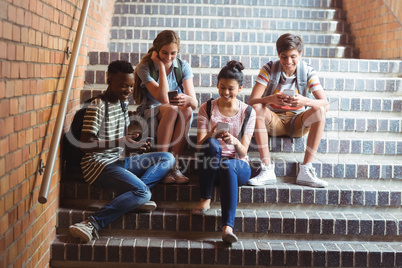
[247,162,277,186]
[69,220,99,243]
[296,163,328,188]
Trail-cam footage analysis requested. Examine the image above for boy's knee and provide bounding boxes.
[138,187,152,201]
[164,152,176,168]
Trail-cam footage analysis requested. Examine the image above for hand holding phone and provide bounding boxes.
[283,89,295,97]
[216,122,229,132]
[168,90,178,103]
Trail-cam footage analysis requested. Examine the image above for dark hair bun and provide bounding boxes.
[226,60,244,72]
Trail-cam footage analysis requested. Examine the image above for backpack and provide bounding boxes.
[206,98,253,140]
[63,95,127,167]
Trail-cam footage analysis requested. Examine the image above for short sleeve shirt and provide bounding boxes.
[80,98,130,184]
[197,99,256,161]
[255,61,323,113]
[136,58,193,107]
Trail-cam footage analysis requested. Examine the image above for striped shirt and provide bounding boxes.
[256,60,323,113]
[80,98,129,184]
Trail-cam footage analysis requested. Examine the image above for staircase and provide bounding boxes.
[51,0,402,267]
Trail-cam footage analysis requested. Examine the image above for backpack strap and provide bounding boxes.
[148,58,184,92]
[120,101,128,136]
[148,61,158,82]
[238,105,253,140]
[296,60,309,97]
[206,98,214,120]
[263,60,281,97]
[174,58,183,91]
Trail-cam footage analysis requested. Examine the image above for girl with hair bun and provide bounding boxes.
[134,30,198,184]
[192,60,256,243]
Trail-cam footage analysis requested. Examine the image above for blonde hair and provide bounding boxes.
[133,30,181,104]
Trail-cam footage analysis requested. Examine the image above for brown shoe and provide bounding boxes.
[161,171,176,184]
[170,168,190,184]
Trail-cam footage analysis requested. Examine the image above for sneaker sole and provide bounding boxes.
[161,178,176,184]
[69,226,91,243]
[175,178,190,184]
[246,180,277,186]
[296,180,327,188]
[222,233,238,244]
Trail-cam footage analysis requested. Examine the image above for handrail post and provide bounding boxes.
[38,0,92,204]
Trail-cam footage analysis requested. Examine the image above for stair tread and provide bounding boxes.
[58,206,402,217]
[51,234,402,267]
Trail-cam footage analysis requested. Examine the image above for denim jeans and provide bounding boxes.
[89,152,175,230]
[198,138,251,228]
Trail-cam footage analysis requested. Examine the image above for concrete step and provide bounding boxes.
[87,51,402,75]
[115,0,344,9]
[110,40,359,58]
[56,206,402,238]
[51,234,401,267]
[84,68,401,93]
[110,29,355,47]
[110,17,349,32]
[113,3,347,20]
[60,178,402,207]
[181,132,402,156]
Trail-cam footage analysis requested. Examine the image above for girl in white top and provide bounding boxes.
[192,61,256,243]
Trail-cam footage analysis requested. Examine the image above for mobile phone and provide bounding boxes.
[283,89,295,96]
[168,90,178,102]
[217,122,229,132]
[146,137,154,143]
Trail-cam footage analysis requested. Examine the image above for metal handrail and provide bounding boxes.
[38,0,91,204]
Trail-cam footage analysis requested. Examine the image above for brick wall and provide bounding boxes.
[343,0,402,59]
[0,0,115,267]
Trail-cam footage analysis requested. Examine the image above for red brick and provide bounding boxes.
[0,175,9,197]
[0,99,10,118]
[0,117,15,136]
[0,137,9,157]
[2,21,12,41]
[9,99,18,116]
[10,62,19,79]
[2,61,11,79]
[0,81,5,99]
[12,25,21,42]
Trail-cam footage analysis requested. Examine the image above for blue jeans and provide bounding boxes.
[198,138,251,228]
[89,152,175,230]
